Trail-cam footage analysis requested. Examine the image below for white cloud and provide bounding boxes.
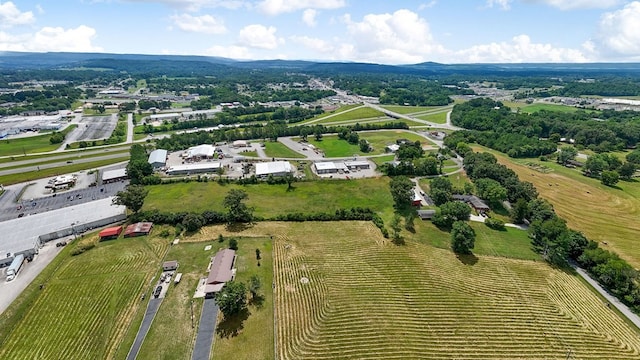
[238,24,281,49]
[486,0,512,10]
[596,2,640,57]
[302,9,317,27]
[122,0,246,12]
[0,25,102,52]
[206,44,252,59]
[457,34,589,62]
[341,9,446,64]
[0,2,35,28]
[290,35,333,53]
[418,1,437,10]
[170,13,227,34]
[525,0,622,10]
[258,0,345,15]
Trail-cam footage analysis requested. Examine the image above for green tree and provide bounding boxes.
[625,149,640,165]
[248,274,261,299]
[510,198,529,224]
[49,132,65,145]
[430,188,451,206]
[619,162,636,180]
[112,184,148,213]
[601,170,619,186]
[314,129,323,141]
[126,160,153,185]
[215,281,247,318]
[432,201,471,228]
[182,213,204,232]
[528,198,556,223]
[223,189,254,223]
[584,153,608,177]
[359,139,370,152]
[389,176,414,209]
[390,214,404,244]
[474,178,507,205]
[451,220,475,254]
[229,238,239,251]
[557,145,578,165]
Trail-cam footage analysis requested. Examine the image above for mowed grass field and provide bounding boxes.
[269,221,640,360]
[143,177,396,220]
[307,130,434,157]
[312,106,386,124]
[0,232,171,360]
[0,125,77,156]
[416,110,448,124]
[263,141,304,158]
[475,146,640,269]
[380,105,438,114]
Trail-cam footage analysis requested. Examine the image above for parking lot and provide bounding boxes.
[75,114,118,141]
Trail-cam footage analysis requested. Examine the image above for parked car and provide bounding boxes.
[153,286,162,298]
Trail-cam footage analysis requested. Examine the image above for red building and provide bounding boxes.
[99,226,123,241]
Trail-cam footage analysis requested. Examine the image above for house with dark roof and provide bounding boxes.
[204,249,237,296]
[417,209,436,220]
[452,194,490,213]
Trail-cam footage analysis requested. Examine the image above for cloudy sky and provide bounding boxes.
[1,0,640,64]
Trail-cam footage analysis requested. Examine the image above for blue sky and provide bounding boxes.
[1,0,640,64]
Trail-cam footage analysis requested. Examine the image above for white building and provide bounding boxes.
[186,144,216,159]
[166,162,222,175]
[255,161,294,178]
[148,149,168,168]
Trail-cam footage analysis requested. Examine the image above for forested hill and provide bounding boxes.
[3,51,640,77]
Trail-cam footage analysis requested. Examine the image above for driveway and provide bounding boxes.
[192,297,219,360]
[126,298,163,360]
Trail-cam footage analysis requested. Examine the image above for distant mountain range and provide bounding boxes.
[2,51,640,76]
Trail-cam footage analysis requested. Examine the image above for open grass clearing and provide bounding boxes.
[0,157,129,185]
[311,107,385,124]
[474,145,640,269]
[0,125,77,157]
[267,221,640,359]
[308,130,433,157]
[0,230,171,360]
[520,103,594,114]
[319,118,426,128]
[379,105,439,114]
[416,111,448,124]
[297,104,361,125]
[370,154,395,167]
[144,177,395,220]
[263,141,304,158]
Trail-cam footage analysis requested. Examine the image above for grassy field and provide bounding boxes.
[380,105,437,114]
[0,125,77,157]
[0,157,129,185]
[313,107,385,124]
[269,221,640,359]
[307,130,434,157]
[263,141,304,158]
[475,145,640,269]
[0,231,171,360]
[144,177,396,220]
[520,103,585,113]
[416,111,448,124]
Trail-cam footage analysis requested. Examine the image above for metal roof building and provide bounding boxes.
[148,149,168,168]
[255,161,293,177]
[0,197,126,258]
[124,222,153,237]
[186,144,215,159]
[102,168,128,183]
[166,162,222,175]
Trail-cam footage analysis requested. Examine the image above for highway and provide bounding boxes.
[0,153,129,177]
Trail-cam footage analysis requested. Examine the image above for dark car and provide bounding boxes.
[153,286,162,298]
[17,213,25,218]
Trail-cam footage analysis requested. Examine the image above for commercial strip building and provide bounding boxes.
[0,198,126,266]
[255,161,294,178]
[102,168,128,183]
[313,160,371,175]
[166,162,222,176]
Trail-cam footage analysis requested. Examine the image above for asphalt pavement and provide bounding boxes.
[126,298,163,360]
[192,298,219,360]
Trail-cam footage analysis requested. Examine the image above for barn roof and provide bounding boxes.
[124,222,153,236]
[99,226,122,238]
[207,249,236,285]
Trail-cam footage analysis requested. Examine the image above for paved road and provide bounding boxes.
[192,298,219,360]
[0,146,131,169]
[127,298,163,360]
[574,266,640,330]
[126,113,134,144]
[0,153,129,176]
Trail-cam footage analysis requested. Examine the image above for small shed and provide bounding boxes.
[233,140,248,148]
[148,149,168,169]
[163,260,179,271]
[417,209,436,220]
[124,222,153,237]
[99,226,123,241]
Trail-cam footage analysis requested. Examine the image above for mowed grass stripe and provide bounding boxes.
[273,222,640,360]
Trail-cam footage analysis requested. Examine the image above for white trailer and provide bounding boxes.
[174,273,182,285]
[6,254,24,281]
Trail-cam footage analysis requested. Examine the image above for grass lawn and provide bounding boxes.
[380,105,437,114]
[262,221,640,360]
[474,145,640,268]
[410,220,539,261]
[0,231,171,360]
[416,111,447,124]
[0,125,77,157]
[0,157,129,185]
[313,107,385,124]
[308,131,433,157]
[298,104,361,124]
[144,177,395,220]
[264,141,304,158]
[419,171,471,192]
[370,154,396,167]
